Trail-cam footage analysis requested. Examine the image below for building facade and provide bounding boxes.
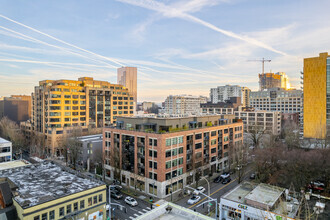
[303,52,330,139]
[249,88,303,132]
[31,77,134,155]
[242,87,251,107]
[210,85,242,104]
[0,95,31,124]
[75,134,103,172]
[0,138,12,163]
[103,115,243,199]
[234,110,281,135]
[259,72,291,91]
[164,95,207,115]
[117,67,137,105]
[0,162,106,220]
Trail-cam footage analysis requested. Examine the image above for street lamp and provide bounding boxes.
[201,176,210,213]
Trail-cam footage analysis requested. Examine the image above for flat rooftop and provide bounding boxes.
[0,137,11,144]
[0,162,103,208]
[245,183,284,208]
[223,182,257,204]
[0,160,30,171]
[136,201,214,220]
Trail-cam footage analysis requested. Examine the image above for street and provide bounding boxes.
[108,168,254,219]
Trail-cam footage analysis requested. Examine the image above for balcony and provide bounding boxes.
[137,152,145,159]
[186,149,192,154]
[138,163,145,169]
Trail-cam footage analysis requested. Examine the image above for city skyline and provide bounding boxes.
[0,0,329,102]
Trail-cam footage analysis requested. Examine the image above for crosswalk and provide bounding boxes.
[127,206,152,219]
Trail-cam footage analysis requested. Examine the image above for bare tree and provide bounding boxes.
[62,127,83,170]
[30,132,46,158]
[0,117,26,155]
[229,142,249,183]
[247,124,265,149]
[94,148,105,180]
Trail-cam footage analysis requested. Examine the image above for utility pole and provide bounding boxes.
[248,58,271,74]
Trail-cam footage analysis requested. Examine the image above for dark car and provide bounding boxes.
[221,178,231,184]
[308,181,325,192]
[110,185,122,192]
[213,176,223,183]
[250,173,256,179]
[111,191,123,200]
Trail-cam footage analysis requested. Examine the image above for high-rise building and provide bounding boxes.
[303,52,330,139]
[164,95,207,115]
[0,95,31,124]
[103,115,243,198]
[210,85,242,104]
[117,67,137,104]
[259,72,292,91]
[249,88,303,131]
[31,77,134,155]
[242,87,251,107]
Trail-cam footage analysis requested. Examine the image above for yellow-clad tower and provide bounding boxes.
[303,52,330,139]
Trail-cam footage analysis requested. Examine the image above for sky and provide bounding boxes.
[0,0,329,102]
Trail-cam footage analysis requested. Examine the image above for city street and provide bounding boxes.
[109,168,254,219]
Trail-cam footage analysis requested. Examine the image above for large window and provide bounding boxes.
[195,143,202,149]
[59,207,64,216]
[80,200,85,209]
[66,204,71,214]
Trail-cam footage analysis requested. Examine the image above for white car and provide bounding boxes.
[220,172,230,179]
[125,197,138,206]
[187,195,201,205]
[193,186,206,195]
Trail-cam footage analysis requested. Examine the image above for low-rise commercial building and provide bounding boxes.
[234,110,281,135]
[103,115,243,199]
[0,138,12,163]
[0,162,106,220]
[220,182,300,220]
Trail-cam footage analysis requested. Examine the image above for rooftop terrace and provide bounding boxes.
[0,162,103,208]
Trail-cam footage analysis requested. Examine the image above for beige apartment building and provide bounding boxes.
[117,67,137,105]
[31,77,134,156]
[164,95,208,115]
[103,115,243,198]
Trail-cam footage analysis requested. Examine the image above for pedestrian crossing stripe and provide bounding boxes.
[142,209,148,212]
[129,217,135,220]
[146,207,151,210]
[138,211,144,214]
[133,214,139,217]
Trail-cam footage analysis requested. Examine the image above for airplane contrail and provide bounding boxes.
[116,0,288,56]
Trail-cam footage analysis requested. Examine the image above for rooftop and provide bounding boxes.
[0,138,11,145]
[0,162,103,208]
[136,201,213,220]
[223,182,300,219]
[76,134,102,142]
[0,160,30,171]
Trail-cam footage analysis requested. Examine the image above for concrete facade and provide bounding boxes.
[164,95,207,115]
[0,95,31,124]
[0,138,12,163]
[117,67,137,105]
[210,85,242,104]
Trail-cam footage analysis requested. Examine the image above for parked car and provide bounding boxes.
[111,191,123,200]
[214,176,223,183]
[220,172,230,179]
[221,178,231,184]
[110,185,122,192]
[125,197,138,206]
[193,186,206,195]
[187,195,201,205]
[308,181,325,192]
[250,173,256,179]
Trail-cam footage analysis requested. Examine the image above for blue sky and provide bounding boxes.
[0,0,329,102]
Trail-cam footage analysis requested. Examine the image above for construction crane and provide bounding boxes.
[248,58,271,74]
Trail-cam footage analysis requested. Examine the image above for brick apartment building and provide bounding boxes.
[103,115,243,199]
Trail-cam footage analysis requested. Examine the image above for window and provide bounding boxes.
[80,200,85,209]
[178,147,183,154]
[172,159,177,167]
[41,213,47,220]
[211,131,216,136]
[171,137,177,145]
[211,148,216,153]
[67,204,71,214]
[165,150,171,157]
[172,148,178,156]
[211,139,216,145]
[178,136,183,144]
[178,168,183,176]
[93,196,97,204]
[49,210,55,220]
[74,202,78,211]
[88,197,92,206]
[166,161,171,169]
[195,133,202,139]
[195,143,202,149]
[34,216,40,220]
[178,157,183,165]
[166,138,171,146]
[166,172,171,180]
[59,207,64,216]
[99,194,103,202]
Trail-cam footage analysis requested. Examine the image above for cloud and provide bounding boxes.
[116,0,288,55]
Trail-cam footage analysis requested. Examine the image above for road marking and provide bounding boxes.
[129,217,135,219]
[138,211,144,214]
[133,214,139,217]
[146,207,151,210]
[130,207,139,212]
[142,209,148,212]
[188,178,237,209]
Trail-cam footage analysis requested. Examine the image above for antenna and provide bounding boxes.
[247,58,271,74]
